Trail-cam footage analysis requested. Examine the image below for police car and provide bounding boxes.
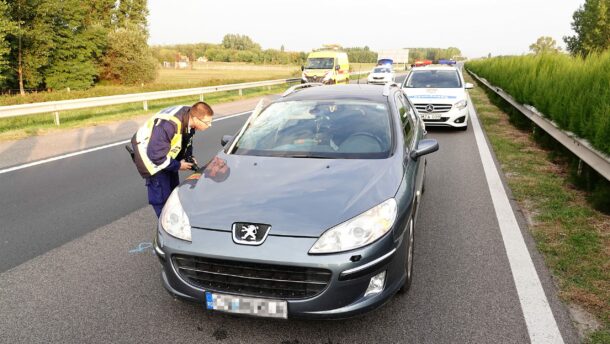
[401,66,473,130]
[367,66,395,85]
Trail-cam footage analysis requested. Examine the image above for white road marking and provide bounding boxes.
[0,110,251,175]
[468,96,564,343]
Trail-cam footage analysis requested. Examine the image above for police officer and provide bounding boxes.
[131,102,214,217]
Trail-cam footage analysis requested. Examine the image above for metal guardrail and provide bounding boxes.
[0,71,371,124]
[0,78,302,123]
[467,70,610,181]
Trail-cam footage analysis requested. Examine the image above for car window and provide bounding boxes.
[404,70,462,88]
[373,67,391,73]
[233,100,393,159]
[305,58,334,69]
[395,94,415,146]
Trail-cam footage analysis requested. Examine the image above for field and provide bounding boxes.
[0,62,302,106]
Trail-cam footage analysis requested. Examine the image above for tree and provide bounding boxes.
[564,0,610,56]
[100,24,157,84]
[0,0,16,88]
[529,36,562,54]
[222,34,260,51]
[116,0,148,29]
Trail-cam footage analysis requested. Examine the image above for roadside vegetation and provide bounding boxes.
[0,83,295,142]
[465,51,610,156]
[466,72,610,343]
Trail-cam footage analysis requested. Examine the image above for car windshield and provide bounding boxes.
[404,70,462,88]
[305,58,334,69]
[233,100,392,159]
[373,67,391,73]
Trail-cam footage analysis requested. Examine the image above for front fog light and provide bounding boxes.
[364,271,386,297]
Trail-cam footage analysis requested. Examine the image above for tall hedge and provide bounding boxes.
[466,52,610,155]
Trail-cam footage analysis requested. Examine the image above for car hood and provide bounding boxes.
[403,87,465,104]
[179,152,403,238]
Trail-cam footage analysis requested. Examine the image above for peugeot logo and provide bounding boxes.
[232,222,271,245]
[240,225,258,241]
[425,104,434,113]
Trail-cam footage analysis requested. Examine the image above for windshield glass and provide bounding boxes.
[373,67,391,73]
[234,100,392,159]
[404,70,462,88]
[305,58,334,70]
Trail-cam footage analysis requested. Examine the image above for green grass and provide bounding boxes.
[466,51,610,156]
[0,83,296,141]
[466,73,610,342]
[0,63,301,106]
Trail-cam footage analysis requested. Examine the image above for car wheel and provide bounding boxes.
[398,217,415,293]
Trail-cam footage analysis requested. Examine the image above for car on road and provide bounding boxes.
[153,83,439,319]
[367,66,395,85]
[401,65,473,130]
[301,51,350,85]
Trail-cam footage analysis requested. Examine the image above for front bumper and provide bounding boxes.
[154,225,408,319]
[367,78,392,85]
[418,105,469,128]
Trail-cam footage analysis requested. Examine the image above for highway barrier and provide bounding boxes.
[468,70,610,183]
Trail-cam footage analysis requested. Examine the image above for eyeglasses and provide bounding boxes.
[195,117,212,127]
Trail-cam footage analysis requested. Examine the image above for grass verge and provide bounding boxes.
[0,83,296,142]
[465,72,610,343]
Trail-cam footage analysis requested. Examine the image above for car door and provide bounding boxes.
[397,92,425,221]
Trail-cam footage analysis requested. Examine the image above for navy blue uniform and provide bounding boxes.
[132,106,195,217]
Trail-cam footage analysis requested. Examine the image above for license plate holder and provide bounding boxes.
[205,292,288,319]
[423,113,441,120]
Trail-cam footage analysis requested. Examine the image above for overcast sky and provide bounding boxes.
[148,0,584,58]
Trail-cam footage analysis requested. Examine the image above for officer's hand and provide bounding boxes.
[179,160,194,170]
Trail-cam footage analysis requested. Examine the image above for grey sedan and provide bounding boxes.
[153,83,439,319]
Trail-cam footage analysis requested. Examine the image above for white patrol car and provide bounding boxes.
[401,66,473,130]
[367,66,395,85]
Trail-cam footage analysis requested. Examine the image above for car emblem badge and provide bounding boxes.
[232,222,271,245]
[425,104,434,113]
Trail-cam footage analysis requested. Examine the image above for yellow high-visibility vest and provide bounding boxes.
[134,109,184,176]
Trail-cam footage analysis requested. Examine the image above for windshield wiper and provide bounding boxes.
[284,154,333,159]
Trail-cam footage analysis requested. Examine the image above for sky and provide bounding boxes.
[148,0,585,58]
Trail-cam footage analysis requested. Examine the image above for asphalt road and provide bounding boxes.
[0,75,580,343]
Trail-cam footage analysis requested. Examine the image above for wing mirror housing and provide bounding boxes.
[464,82,474,89]
[335,65,340,71]
[221,135,233,147]
[410,139,439,160]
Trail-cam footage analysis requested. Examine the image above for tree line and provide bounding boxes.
[0,0,157,94]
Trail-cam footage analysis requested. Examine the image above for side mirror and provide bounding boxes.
[221,135,233,147]
[464,82,474,89]
[301,65,304,71]
[335,65,340,71]
[410,139,439,160]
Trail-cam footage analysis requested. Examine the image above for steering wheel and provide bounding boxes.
[342,132,384,150]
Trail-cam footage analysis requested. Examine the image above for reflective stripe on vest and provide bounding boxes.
[134,108,184,176]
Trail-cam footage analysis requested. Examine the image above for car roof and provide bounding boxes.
[280,84,395,103]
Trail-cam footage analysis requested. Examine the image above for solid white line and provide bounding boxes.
[0,110,252,175]
[468,96,564,343]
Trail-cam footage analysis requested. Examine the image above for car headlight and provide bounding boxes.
[160,189,192,242]
[309,198,397,254]
[454,99,467,110]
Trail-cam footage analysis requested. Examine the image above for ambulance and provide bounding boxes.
[301,51,350,84]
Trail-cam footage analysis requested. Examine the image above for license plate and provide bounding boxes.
[205,292,288,319]
[423,113,441,120]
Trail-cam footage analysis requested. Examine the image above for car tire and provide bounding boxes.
[398,217,415,293]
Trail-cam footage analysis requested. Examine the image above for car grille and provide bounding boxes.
[414,103,453,114]
[173,255,332,299]
[306,76,322,83]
